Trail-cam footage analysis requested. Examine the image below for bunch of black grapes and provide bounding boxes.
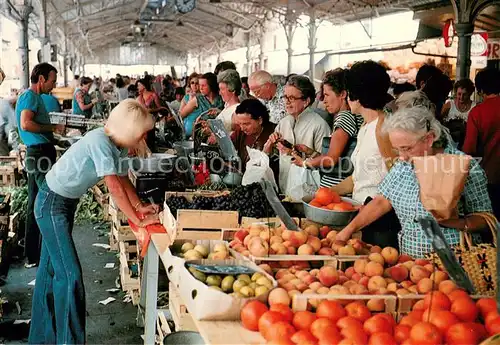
[228,183,275,218]
[165,196,190,217]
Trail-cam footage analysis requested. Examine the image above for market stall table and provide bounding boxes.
[140,233,266,345]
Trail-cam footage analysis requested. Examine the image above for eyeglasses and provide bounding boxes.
[281,95,304,103]
[190,81,198,85]
[393,133,430,154]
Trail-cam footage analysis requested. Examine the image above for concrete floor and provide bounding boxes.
[0,223,143,344]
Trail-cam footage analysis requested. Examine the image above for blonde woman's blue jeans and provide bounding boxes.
[28,181,84,344]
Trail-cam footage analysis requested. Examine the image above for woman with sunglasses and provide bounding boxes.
[179,73,200,114]
[336,101,493,259]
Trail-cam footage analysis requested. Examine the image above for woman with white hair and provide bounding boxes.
[29,99,160,344]
[216,69,241,132]
[336,104,493,258]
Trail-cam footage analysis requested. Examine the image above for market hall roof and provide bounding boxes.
[5,0,499,61]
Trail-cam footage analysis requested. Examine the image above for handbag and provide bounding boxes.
[427,212,498,296]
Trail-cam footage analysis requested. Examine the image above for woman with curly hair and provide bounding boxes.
[331,60,399,248]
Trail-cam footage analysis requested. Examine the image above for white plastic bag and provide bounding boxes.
[242,147,278,190]
[285,164,321,202]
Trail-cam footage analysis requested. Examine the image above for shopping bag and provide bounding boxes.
[285,164,321,202]
[242,147,278,190]
[413,154,471,221]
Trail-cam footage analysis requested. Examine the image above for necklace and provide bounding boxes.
[250,127,265,149]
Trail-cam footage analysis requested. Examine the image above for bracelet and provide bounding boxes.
[463,217,469,232]
[302,159,308,169]
[134,201,142,211]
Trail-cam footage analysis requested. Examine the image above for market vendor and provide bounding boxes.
[29,99,160,344]
[290,68,364,187]
[72,77,97,118]
[263,75,331,193]
[336,105,493,258]
[231,98,276,170]
[180,72,224,138]
[136,78,163,114]
[329,61,399,249]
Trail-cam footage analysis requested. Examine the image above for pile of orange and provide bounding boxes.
[240,290,499,345]
[310,187,355,212]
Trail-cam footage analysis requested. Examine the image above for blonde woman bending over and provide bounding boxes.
[29,99,161,345]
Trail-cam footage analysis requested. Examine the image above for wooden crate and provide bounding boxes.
[108,196,128,224]
[172,209,239,240]
[119,241,141,292]
[156,309,172,343]
[109,228,118,251]
[168,282,197,332]
[0,167,17,186]
[111,222,135,243]
[292,293,397,315]
[240,217,300,228]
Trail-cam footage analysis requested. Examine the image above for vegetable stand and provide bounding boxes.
[140,233,265,345]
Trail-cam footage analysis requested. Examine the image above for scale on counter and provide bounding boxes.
[49,112,105,129]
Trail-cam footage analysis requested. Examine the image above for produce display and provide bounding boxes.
[166,183,275,218]
[308,187,356,211]
[177,241,231,260]
[229,223,371,259]
[240,289,498,345]
[187,268,274,298]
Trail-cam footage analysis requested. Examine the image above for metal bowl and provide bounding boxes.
[173,140,194,157]
[223,171,242,187]
[302,196,360,226]
[164,331,205,345]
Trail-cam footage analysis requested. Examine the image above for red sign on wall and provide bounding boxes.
[488,40,500,60]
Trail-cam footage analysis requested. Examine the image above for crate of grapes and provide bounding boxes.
[164,191,238,240]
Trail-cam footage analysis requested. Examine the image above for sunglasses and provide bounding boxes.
[190,81,199,85]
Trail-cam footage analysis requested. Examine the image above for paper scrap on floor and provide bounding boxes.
[99,297,116,305]
[13,319,31,325]
[93,243,111,249]
[104,263,115,269]
[106,288,120,293]
[28,279,36,286]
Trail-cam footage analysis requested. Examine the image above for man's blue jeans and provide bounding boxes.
[29,181,84,344]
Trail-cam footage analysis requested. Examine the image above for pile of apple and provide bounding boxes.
[240,290,499,345]
[228,223,371,259]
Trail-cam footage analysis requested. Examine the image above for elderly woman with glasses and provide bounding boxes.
[29,99,160,344]
[216,69,242,132]
[263,75,331,192]
[336,102,493,258]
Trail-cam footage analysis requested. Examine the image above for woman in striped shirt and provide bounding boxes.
[292,69,363,187]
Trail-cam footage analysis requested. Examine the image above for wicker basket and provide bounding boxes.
[428,213,498,296]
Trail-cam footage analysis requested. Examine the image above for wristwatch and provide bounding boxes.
[302,159,309,169]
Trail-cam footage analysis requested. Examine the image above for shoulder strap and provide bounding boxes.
[375,114,397,171]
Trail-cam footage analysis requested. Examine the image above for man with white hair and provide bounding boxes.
[0,96,20,155]
[248,70,286,124]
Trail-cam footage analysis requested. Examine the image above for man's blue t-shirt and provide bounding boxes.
[41,94,61,113]
[15,89,54,146]
[46,128,129,199]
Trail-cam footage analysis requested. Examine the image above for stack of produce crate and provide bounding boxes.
[108,196,141,303]
[0,157,19,186]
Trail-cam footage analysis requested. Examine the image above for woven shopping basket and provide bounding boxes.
[428,213,498,296]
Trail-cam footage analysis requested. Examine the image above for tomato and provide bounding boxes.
[467,322,488,342]
[363,315,393,335]
[333,202,354,211]
[423,291,451,310]
[451,298,479,322]
[270,304,294,323]
[240,300,268,331]
[292,311,317,331]
[377,313,397,329]
[407,310,424,321]
[394,324,411,344]
[412,300,425,311]
[315,188,341,205]
[427,310,459,334]
[368,332,397,345]
[316,300,346,322]
[476,298,497,317]
[410,322,443,345]
[486,315,500,336]
[267,321,296,343]
[317,332,343,345]
[310,318,339,340]
[446,322,480,345]
[291,330,318,345]
[259,311,286,340]
[485,311,500,324]
[399,316,419,328]
[340,328,368,345]
[337,316,364,330]
[345,301,371,323]
[448,289,470,303]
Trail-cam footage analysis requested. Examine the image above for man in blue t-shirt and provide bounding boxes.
[15,63,63,267]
